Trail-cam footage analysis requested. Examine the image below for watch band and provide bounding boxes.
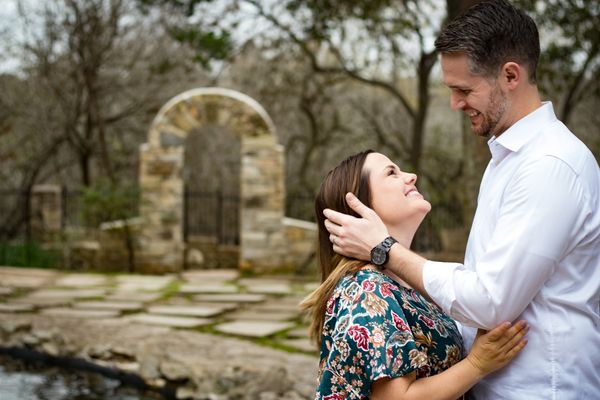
[380,237,397,251]
[371,236,397,269]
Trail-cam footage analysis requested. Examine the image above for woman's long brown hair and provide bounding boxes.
[300,150,374,346]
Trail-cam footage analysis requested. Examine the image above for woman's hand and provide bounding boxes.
[466,320,529,377]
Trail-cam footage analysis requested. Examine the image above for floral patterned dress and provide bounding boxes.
[315,269,465,400]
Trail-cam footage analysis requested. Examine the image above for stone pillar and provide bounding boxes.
[240,137,286,271]
[137,143,185,272]
[30,185,63,241]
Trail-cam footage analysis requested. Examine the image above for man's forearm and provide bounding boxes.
[387,244,429,297]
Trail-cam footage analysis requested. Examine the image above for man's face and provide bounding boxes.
[440,53,509,137]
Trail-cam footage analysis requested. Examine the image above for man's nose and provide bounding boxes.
[450,92,466,110]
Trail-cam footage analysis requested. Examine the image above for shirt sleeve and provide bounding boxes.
[322,278,426,394]
[422,156,589,329]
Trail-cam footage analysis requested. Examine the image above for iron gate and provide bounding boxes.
[183,189,240,245]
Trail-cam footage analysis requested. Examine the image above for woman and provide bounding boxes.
[301,150,528,400]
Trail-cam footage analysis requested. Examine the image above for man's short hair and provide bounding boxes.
[434,0,540,83]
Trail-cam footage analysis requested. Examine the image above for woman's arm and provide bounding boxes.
[371,320,528,400]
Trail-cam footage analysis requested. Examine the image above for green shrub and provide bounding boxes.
[79,179,139,227]
[0,241,59,268]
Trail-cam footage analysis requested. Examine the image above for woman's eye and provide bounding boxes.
[388,169,396,176]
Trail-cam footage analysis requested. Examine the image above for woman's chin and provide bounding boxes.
[419,199,432,214]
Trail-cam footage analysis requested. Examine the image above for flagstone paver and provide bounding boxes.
[192,293,266,303]
[190,302,239,312]
[214,320,294,338]
[0,266,58,277]
[146,305,227,318]
[11,297,72,308]
[54,274,110,287]
[115,275,174,291]
[0,287,14,296]
[161,299,239,312]
[181,270,239,282]
[127,313,212,328]
[72,301,143,312]
[286,327,310,338]
[228,310,298,322]
[280,338,317,353]
[178,283,238,294]
[27,289,107,299]
[0,303,35,312]
[251,302,301,313]
[40,307,120,319]
[245,283,294,295]
[238,278,293,287]
[0,267,58,288]
[0,275,53,288]
[105,292,164,302]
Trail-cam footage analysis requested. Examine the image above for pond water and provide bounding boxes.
[0,357,165,400]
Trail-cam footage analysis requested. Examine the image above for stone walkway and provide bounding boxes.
[0,266,319,354]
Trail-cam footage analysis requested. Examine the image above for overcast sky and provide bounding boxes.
[0,0,27,73]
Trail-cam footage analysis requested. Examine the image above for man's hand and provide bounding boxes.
[323,192,389,260]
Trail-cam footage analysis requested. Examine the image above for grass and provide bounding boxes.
[156,280,182,301]
[0,241,59,269]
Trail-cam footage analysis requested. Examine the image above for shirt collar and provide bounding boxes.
[488,101,557,163]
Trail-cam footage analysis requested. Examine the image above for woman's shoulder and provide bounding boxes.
[331,268,403,307]
[338,268,397,288]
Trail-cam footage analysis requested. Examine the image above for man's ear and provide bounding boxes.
[500,62,521,90]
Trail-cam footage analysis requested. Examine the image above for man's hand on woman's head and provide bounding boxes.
[323,192,390,261]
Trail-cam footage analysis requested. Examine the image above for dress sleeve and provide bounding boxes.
[324,278,427,390]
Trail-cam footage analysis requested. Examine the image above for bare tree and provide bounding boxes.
[17,0,207,187]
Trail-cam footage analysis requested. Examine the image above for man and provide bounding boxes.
[323,1,600,398]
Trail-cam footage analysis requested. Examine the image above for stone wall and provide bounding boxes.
[185,235,239,269]
[281,218,318,271]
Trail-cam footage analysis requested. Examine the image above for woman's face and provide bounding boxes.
[364,152,431,227]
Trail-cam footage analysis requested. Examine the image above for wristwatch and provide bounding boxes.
[370,236,397,269]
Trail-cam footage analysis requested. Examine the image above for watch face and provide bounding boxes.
[372,247,386,265]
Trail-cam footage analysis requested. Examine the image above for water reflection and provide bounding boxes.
[0,357,164,400]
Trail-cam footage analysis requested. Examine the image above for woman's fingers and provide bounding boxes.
[506,337,528,359]
[484,321,512,342]
[487,320,527,346]
[500,322,529,353]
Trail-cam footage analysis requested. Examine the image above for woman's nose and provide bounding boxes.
[404,172,417,184]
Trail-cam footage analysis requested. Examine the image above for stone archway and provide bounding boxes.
[137,88,286,272]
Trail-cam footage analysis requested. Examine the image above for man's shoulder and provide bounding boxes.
[525,122,597,177]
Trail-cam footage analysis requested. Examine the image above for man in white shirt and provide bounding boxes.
[323,1,600,398]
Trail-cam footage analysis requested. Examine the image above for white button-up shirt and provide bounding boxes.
[423,102,600,399]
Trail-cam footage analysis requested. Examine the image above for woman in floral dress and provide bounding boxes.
[301,150,528,400]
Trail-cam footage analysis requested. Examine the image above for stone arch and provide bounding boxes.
[138,88,285,272]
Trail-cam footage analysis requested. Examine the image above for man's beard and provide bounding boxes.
[474,83,508,138]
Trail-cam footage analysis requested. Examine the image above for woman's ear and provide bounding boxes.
[500,62,521,90]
